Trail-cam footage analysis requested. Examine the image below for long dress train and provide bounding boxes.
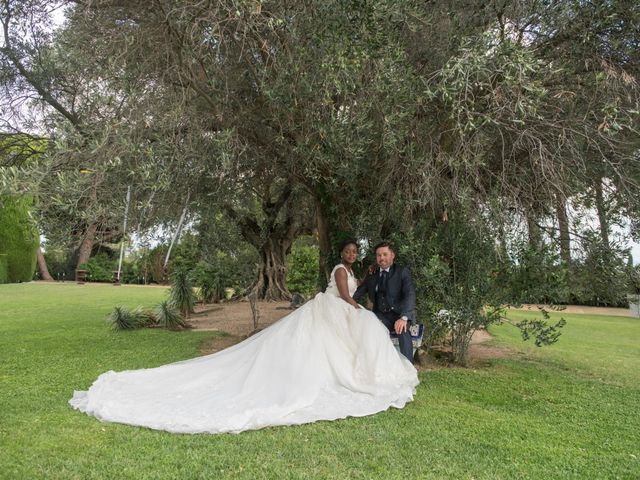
[69,264,419,434]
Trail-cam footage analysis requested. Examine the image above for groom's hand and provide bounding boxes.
[394,319,407,334]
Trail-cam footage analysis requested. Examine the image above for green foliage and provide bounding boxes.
[191,261,227,303]
[42,246,75,281]
[396,209,567,364]
[132,306,157,328]
[154,300,186,330]
[0,195,38,282]
[571,237,628,307]
[286,238,320,298]
[626,264,640,295]
[505,242,570,304]
[0,254,7,283]
[168,269,195,317]
[78,253,116,282]
[107,306,144,330]
[397,211,507,364]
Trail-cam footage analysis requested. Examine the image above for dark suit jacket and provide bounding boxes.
[353,263,417,324]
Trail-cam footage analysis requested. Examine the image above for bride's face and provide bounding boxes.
[341,244,358,264]
[376,247,395,270]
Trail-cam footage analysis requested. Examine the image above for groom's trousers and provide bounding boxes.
[374,310,413,362]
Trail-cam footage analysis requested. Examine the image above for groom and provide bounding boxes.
[353,242,416,361]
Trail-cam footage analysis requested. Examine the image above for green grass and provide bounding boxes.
[1,283,639,479]
[493,308,640,387]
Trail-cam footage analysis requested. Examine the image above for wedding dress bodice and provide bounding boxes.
[325,264,358,297]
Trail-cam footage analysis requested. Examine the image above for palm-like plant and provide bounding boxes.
[168,269,195,318]
[108,306,142,330]
[133,307,157,327]
[154,300,186,330]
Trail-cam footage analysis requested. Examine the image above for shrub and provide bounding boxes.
[108,306,145,330]
[78,253,116,282]
[154,301,186,330]
[0,254,7,284]
[507,241,570,305]
[286,238,320,298]
[132,307,157,327]
[571,237,628,307]
[626,264,640,296]
[192,262,226,303]
[0,195,38,282]
[42,247,75,281]
[168,269,195,317]
[395,209,565,365]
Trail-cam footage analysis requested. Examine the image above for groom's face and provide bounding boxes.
[375,247,395,270]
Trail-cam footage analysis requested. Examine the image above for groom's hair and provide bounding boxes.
[374,241,395,253]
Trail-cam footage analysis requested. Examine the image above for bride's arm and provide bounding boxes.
[335,268,361,309]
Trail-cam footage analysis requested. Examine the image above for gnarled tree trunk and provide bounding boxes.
[254,238,294,301]
[223,185,313,301]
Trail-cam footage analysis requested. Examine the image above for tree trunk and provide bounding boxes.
[593,176,610,249]
[525,210,542,251]
[555,193,571,266]
[36,247,54,281]
[254,238,293,301]
[77,222,98,268]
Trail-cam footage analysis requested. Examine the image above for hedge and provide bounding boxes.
[0,195,39,283]
[0,254,8,284]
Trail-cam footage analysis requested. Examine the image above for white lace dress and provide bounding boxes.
[69,264,419,434]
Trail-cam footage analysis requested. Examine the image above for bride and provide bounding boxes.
[69,239,419,434]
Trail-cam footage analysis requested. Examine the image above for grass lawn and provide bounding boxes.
[1,283,639,479]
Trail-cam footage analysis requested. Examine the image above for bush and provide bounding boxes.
[0,254,8,284]
[395,209,564,365]
[168,269,195,317]
[192,261,226,303]
[42,247,75,281]
[132,307,157,327]
[107,306,145,330]
[154,301,186,330]
[571,237,628,307]
[395,212,505,364]
[0,195,38,283]
[626,264,640,296]
[78,253,116,282]
[507,242,570,305]
[286,238,320,298]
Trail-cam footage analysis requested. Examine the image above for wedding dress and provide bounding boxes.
[69,264,419,434]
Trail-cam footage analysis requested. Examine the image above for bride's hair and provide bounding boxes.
[338,238,358,252]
